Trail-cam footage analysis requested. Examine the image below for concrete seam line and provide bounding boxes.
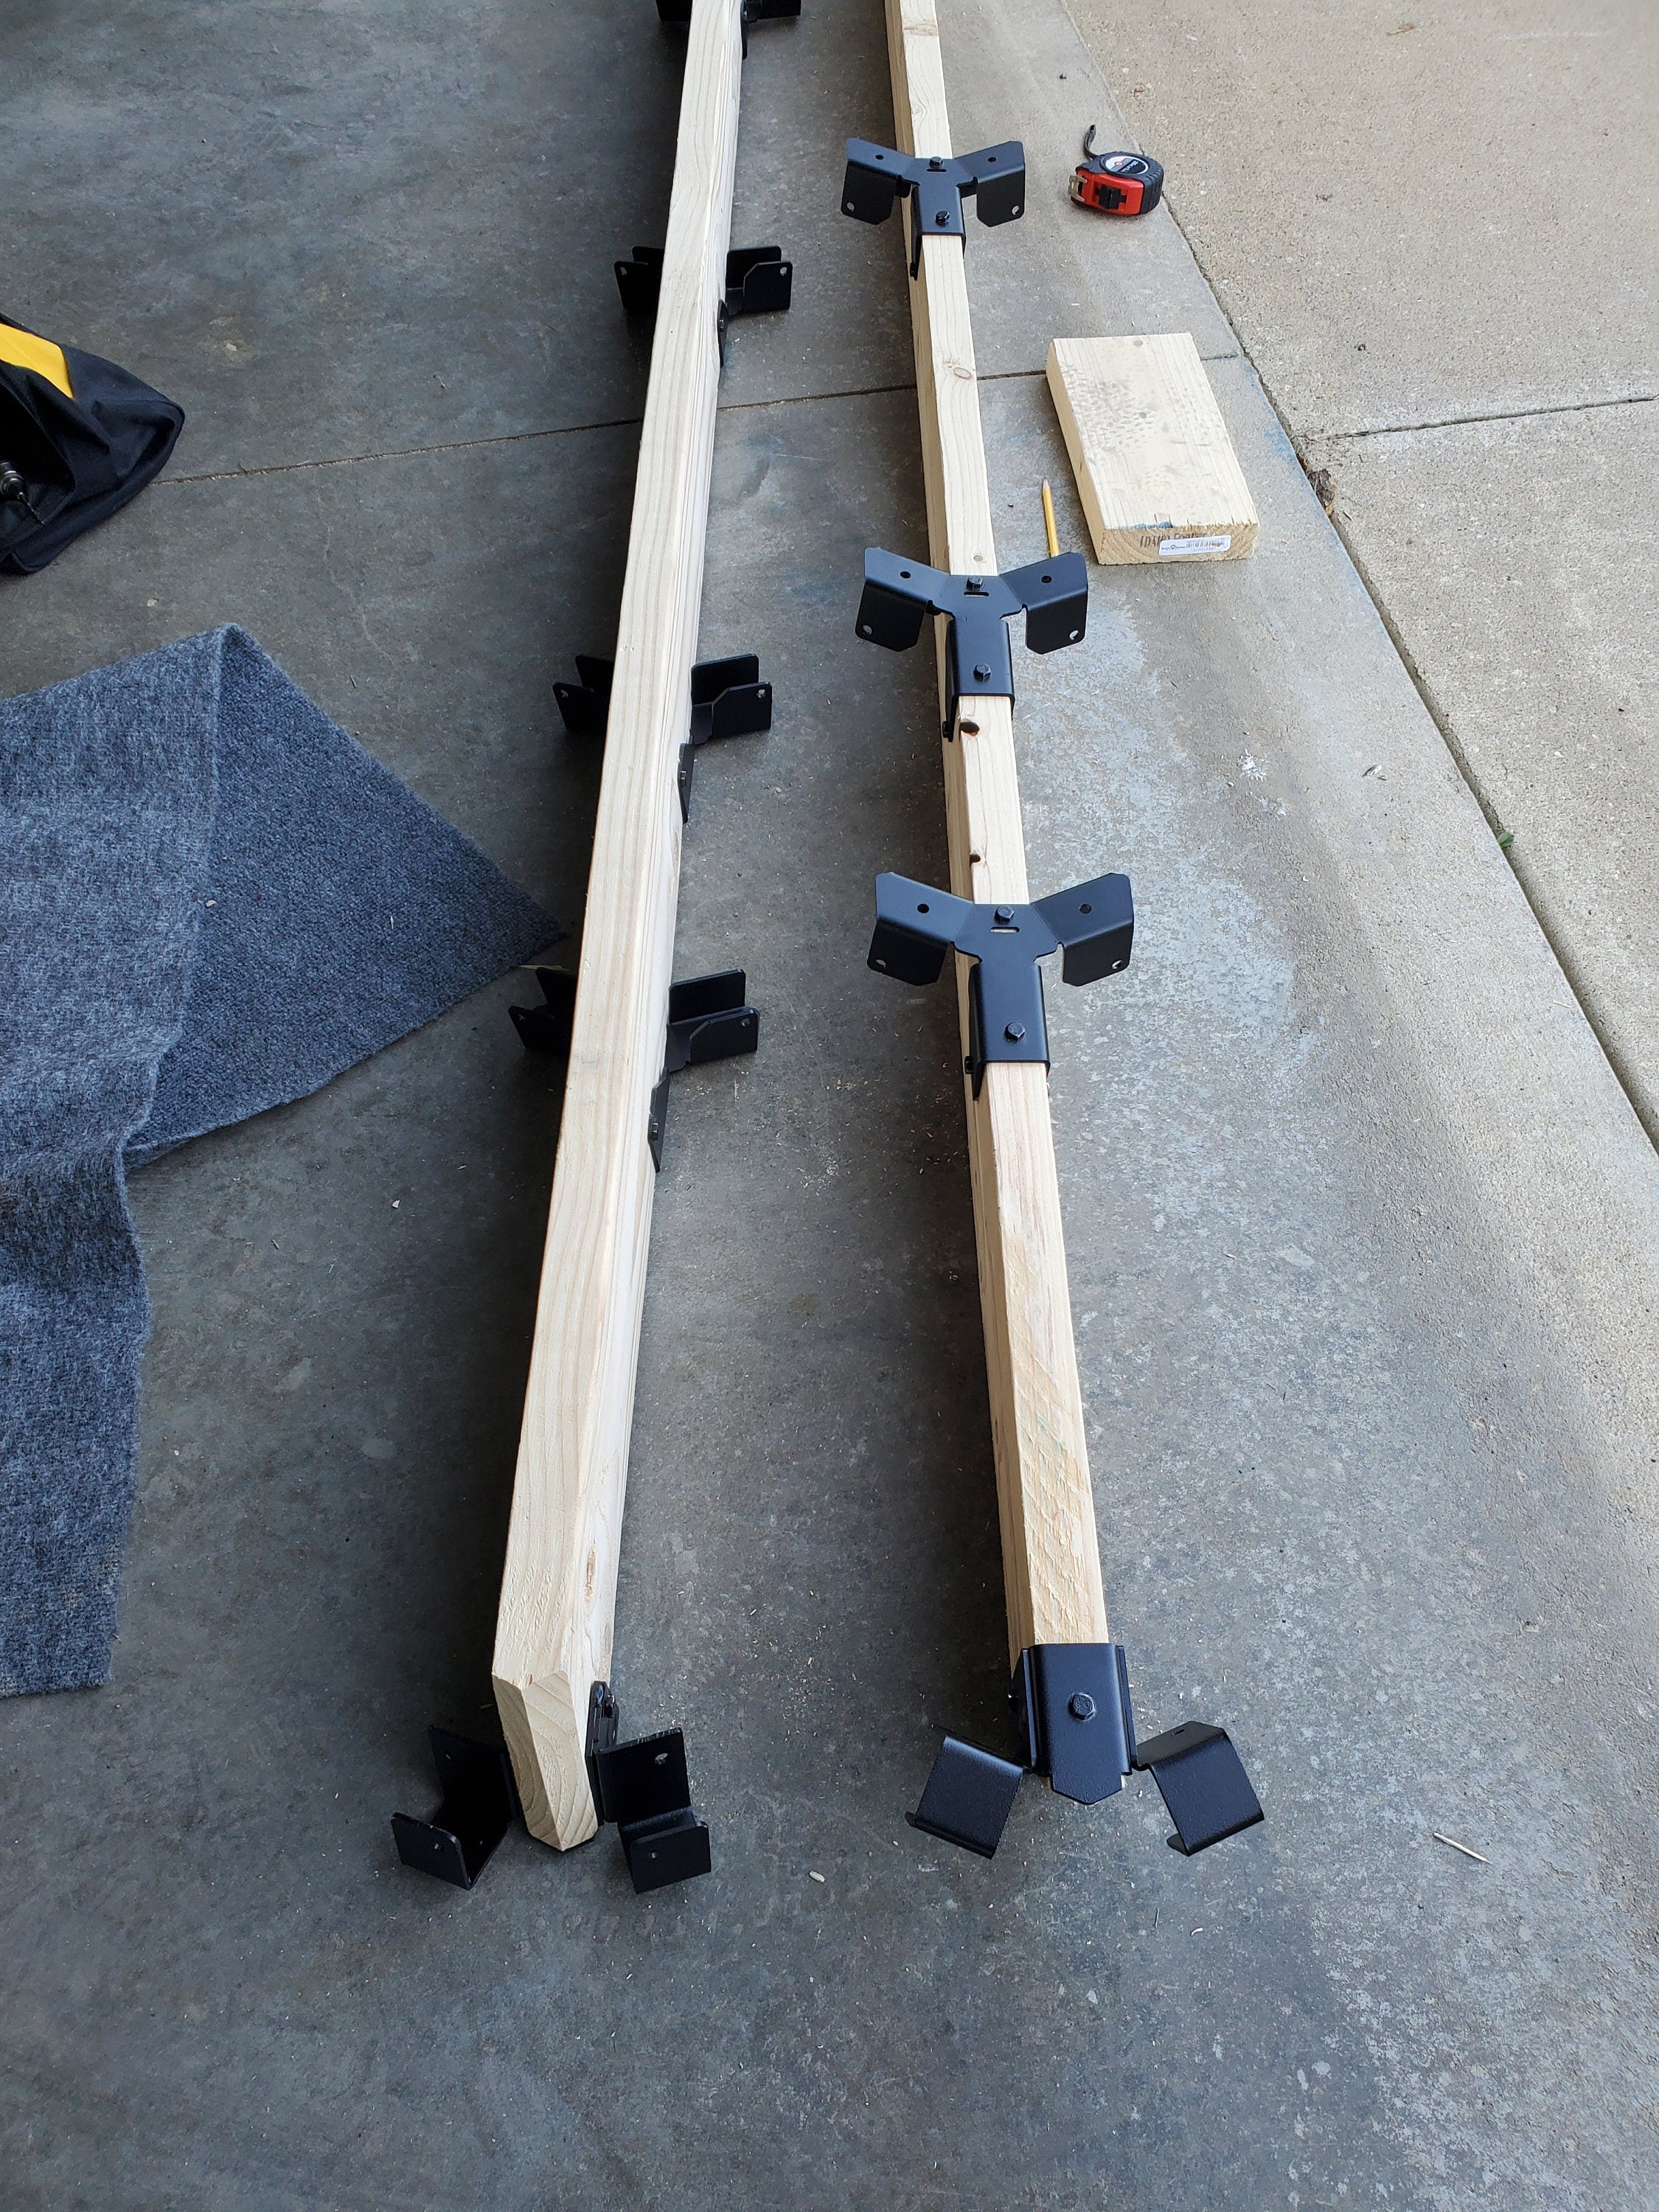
[1146,186,1659,1157]
[1321,390,1658,443]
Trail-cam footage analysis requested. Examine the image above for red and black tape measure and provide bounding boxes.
[1070,126,1164,217]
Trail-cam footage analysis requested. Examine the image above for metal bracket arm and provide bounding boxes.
[648,968,759,1169]
[841,137,1025,275]
[867,869,1133,1093]
[855,546,1087,709]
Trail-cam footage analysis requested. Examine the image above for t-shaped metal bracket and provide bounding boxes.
[841,137,1025,275]
[855,546,1088,714]
[908,1644,1265,1860]
[868,869,1133,1095]
[647,969,759,1169]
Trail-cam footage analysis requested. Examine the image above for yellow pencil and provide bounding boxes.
[1040,479,1060,558]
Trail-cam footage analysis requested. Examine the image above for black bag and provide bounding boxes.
[0,318,184,574]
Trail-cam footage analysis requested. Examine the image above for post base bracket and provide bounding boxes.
[391,1728,518,1889]
[586,1680,712,1893]
[908,1644,1263,1862]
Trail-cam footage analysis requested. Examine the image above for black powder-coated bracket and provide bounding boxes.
[649,968,759,1169]
[841,137,1025,276]
[509,964,577,1057]
[552,649,773,819]
[614,243,793,333]
[509,966,758,1172]
[907,1644,1264,1860]
[655,0,799,57]
[855,546,1088,717]
[585,1680,712,1893]
[391,1728,519,1889]
[867,869,1133,1094]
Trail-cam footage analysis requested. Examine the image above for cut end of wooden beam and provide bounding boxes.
[493,1668,601,1850]
[1047,333,1259,565]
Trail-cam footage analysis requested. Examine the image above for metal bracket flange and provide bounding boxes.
[585,1680,712,1893]
[656,0,799,58]
[907,1644,1263,1860]
[552,649,773,819]
[841,137,1025,276]
[648,968,759,1169]
[867,869,1133,1094]
[614,242,793,327]
[855,546,1088,714]
[510,967,758,1172]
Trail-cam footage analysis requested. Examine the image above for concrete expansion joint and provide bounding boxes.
[1321,389,1659,445]
[1154,184,1658,1159]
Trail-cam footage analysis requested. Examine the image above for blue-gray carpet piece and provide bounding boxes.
[1,626,560,1695]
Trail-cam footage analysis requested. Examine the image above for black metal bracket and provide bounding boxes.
[509,964,577,1057]
[552,649,773,819]
[391,1728,518,1889]
[614,243,793,330]
[856,546,1088,715]
[510,967,758,1169]
[649,969,759,1169]
[867,869,1133,1094]
[585,1680,712,1893]
[841,137,1025,276]
[908,1644,1264,1860]
[656,0,799,57]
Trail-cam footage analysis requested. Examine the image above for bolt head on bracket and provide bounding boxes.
[856,546,1087,710]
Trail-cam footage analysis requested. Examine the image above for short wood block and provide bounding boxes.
[1046,333,1259,565]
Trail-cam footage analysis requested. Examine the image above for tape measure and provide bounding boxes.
[1069,126,1164,217]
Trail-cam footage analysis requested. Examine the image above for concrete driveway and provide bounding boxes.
[1068,0,1659,1132]
[1,1,1656,2206]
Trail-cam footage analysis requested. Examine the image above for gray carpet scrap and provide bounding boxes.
[1,626,560,1695]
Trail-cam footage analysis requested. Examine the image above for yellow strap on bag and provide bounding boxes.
[0,321,74,400]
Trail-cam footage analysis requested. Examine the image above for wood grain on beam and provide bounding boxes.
[493,0,745,1848]
[886,0,1110,1656]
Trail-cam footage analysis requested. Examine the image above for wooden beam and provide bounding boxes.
[492,0,745,1848]
[1047,332,1259,564]
[884,0,1110,1658]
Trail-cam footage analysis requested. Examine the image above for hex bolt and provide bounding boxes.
[993,905,1013,924]
[1068,1691,1096,1721]
[1004,1022,1026,1043]
[935,209,950,226]
[972,661,993,681]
